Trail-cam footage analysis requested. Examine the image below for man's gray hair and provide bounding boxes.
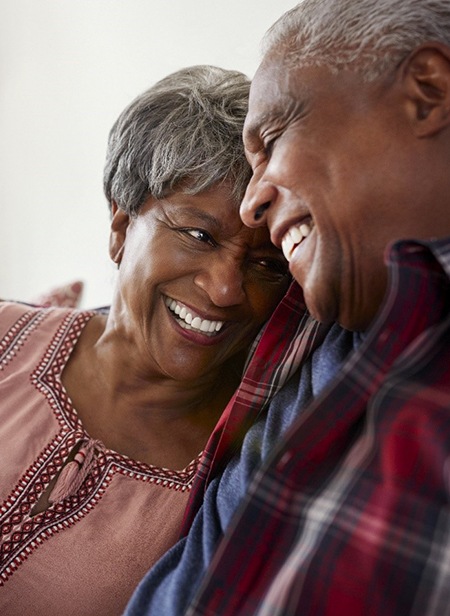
[104,65,251,216]
[263,0,450,81]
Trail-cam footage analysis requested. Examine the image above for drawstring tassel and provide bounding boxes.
[49,439,99,504]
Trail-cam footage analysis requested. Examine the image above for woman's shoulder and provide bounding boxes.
[0,300,90,342]
[0,299,39,329]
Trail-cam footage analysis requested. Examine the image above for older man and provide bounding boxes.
[125,1,450,614]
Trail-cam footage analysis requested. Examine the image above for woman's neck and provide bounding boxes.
[62,313,243,469]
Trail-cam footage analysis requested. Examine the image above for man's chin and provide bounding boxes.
[304,293,338,326]
[304,287,377,332]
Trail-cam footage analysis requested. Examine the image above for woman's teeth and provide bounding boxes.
[281,222,312,262]
[164,298,224,335]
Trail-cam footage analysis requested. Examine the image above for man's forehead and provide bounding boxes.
[246,57,352,141]
[250,59,285,106]
[246,66,284,128]
[245,61,303,142]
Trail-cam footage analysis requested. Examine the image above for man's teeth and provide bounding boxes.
[164,298,224,334]
[281,222,312,262]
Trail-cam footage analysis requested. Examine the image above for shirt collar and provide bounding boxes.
[386,236,450,280]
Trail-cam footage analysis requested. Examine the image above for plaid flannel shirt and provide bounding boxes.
[180,279,332,534]
[186,237,450,616]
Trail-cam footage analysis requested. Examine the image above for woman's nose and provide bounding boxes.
[194,258,246,308]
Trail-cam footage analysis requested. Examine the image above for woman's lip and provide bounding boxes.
[165,303,234,347]
[164,296,227,327]
[163,295,239,345]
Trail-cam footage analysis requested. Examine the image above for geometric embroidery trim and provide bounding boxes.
[0,434,111,585]
[0,309,47,371]
[1,308,201,585]
[31,310,92,432]
[30,310,201,484]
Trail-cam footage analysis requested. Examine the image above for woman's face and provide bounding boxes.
[109,184,290,381]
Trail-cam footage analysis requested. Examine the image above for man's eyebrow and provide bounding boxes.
[244,112,273,139]
[244,96,307,148]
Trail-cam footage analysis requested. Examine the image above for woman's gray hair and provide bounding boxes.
[103,65,251,216]
[263,0,450,81]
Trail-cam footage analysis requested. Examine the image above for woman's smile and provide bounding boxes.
[164,296,227,339]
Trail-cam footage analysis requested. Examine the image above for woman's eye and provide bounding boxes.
[254,257,289,278]
[182,228,216,246]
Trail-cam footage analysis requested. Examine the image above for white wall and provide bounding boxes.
[0,0,295,308]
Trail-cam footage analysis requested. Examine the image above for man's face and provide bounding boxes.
[241,54,422,331]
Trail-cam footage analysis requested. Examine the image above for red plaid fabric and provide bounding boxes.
[187,238,450,616]
[181,280,332,534]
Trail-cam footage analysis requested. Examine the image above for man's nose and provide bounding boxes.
[240,173,276,228]
[194,257,246,308]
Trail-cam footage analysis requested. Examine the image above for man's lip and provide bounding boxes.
[271,215,312,248]
[281,221,313,262]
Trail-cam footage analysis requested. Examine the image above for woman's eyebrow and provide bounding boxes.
[185,208,221,227]
[164,203,223,228]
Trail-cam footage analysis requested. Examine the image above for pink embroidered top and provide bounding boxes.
[0,302,199,616]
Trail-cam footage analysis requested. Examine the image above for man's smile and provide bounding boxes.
[281,220,313,262]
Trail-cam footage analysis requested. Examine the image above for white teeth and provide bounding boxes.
[191,316,202,329]
[290,226,303,244]
[299,223,311,237]
[164,297,224,335]
[281,234,295,261]
[281,221,313,262]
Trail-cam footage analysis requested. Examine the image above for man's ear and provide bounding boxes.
[401,42,450,137]
[109,201,130,266]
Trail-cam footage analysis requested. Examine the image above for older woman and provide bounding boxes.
[0,66,289,615]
